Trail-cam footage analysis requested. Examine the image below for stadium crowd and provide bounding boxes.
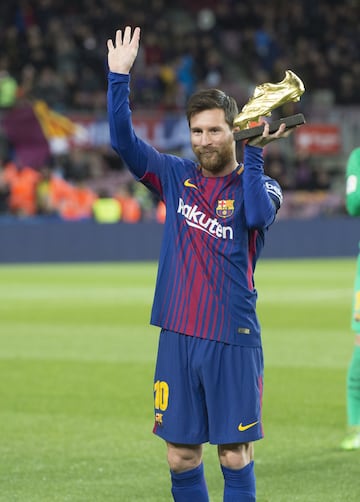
[0,0,357,221]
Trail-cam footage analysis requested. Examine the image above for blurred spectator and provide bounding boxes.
[32,66,66,111]
[93,189,121,223]
[35,165,73,216]
[59,181,97,221]
[0,58,18,109]
[293,152,317,191]
[3,162,40,216]
[158,63,178,110]
[176,54,196,105]
[114,184,142,223]
[132,182,158,220]
[17,64,36,101]
[202,49,224,88]
[72,65,105,111]
[61,147,91,182]
[264,148,294,191]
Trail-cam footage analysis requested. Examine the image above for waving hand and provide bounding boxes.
[107,26,141,74]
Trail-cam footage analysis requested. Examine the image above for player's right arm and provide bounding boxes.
[106,26,167,198]
[346,147,360,217]
[107,26,148,179]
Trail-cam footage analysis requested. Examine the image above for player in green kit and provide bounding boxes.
[341,147,360,450]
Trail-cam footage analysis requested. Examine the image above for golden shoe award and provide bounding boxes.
[233,70,306,141]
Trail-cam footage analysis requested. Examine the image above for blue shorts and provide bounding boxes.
[152,329,264,445]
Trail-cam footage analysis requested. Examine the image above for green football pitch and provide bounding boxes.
[0,258,359,501]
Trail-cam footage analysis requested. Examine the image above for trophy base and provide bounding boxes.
[233,113,305,141]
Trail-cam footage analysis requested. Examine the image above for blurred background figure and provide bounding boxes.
[0,57,18,109]
[2,161,40,216]
[92,188,121,223]
[341,147,360,451]
[114,183,142,223]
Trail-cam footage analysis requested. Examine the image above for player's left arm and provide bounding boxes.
[242,144,282,228]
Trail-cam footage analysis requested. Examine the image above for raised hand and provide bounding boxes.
[107,26,141,75]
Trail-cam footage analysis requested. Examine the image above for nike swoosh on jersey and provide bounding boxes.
[238,421,259,432]
[184,178,198,189]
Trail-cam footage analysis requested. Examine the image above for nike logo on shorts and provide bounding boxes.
[238,420,259,432]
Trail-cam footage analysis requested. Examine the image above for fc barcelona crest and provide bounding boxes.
[216,200,234,218]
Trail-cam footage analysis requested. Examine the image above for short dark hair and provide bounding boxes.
[186,89,239,128]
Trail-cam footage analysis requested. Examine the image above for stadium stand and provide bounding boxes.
[0,0,359,220]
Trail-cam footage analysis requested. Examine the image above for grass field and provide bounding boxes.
[0,258,359,501]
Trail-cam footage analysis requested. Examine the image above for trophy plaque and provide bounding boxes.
[233,70,305,141]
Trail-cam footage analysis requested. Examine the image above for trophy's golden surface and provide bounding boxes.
[233,70,305,130]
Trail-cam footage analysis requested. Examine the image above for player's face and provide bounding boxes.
[190,109,236,177]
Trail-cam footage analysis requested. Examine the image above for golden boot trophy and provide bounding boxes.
[233,70,306,141]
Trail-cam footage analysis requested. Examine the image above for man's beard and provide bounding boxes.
[194,145,234,175]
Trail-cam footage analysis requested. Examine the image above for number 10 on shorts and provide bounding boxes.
[154,380,169,411]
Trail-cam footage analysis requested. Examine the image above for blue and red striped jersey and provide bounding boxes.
[108,72,283,346]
